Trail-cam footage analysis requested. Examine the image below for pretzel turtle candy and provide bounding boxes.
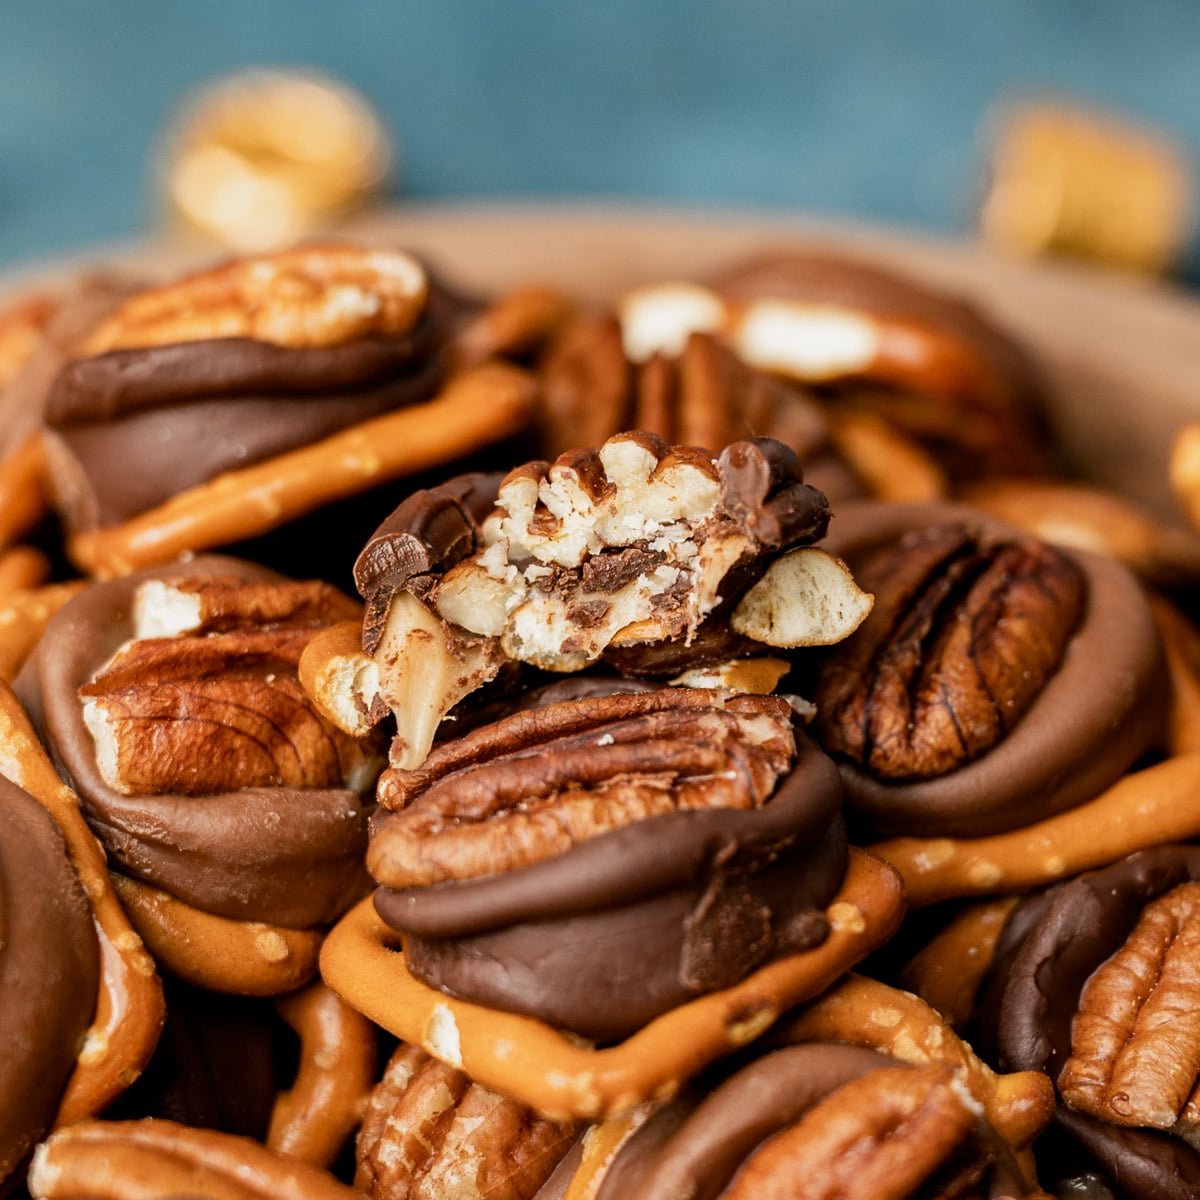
[18,559,382,994]
[872,752,1200,906]
[320,847,903,1122]
[68,360,537,577]
[898,896,1021,1031]
[27,1120,363,1200]
[775,973,1054,1159]
[0,680,164,1127]
[268,982,378,1168]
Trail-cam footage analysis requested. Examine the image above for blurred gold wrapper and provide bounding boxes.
[161,69,393,252]
[979,100,1194,275]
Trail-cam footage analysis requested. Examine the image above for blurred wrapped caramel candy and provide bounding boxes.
[162,69,393,251]
[979,99,1194,275]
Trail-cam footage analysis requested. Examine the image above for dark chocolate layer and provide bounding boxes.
[17,556,369,928]
[818,502,1166,837]
[985,846,1200,1200]
[0,777,98,1186]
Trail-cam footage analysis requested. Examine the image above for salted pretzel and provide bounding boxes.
[267,982,378,1169]
[873,751,1200,906]
[898,897,1021,1031]
[321,848,903,1122]
[68,361,536,577]
[110,874,324,997]
[0,680,164,1124]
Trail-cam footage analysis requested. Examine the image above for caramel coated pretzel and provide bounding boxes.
[898,897,1019,1032]
[268,982,378,1169]
[110,873,323,997]
[1152,594,1200,755]
[0,681,164,1125]
[68,361,538,577]
[825,408,947,502]
[0,434,49,551]
[448,283,575,371]
[966,478,1200,590]
[872,752,1200,906]
[775,975,1053,1185]
[321,848,903,1122]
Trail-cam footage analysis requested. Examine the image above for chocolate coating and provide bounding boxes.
[0,777,98,1187]
[985,847,1200,1200]
[17,557,369,928]
[818,502,1166,837]
[44,294,454,531]
[376,731,847,1041]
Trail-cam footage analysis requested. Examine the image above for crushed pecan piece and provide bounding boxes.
[356,1045,577,1200]
[80,576,378,796]
[723,1064,977,1200]
[1061,881,1200,1141]
[431,431,829,671]
[816,524,1085,780]
[82,244,429,353]
[370,689,796,888]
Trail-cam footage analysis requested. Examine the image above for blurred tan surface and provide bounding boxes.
[5,204,1197,515]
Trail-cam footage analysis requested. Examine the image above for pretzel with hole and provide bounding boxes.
[321,848,903,1123]
[0,679,165,1127]
[268,981,378,1169]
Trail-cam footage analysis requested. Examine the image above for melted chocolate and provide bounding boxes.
[818,502,1166,837]
[0,777,98,1187]
[17,557,369,928]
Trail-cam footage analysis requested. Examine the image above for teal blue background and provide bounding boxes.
[3,1,1199,268]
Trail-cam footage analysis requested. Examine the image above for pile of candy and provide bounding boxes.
[3,241,1200,1199]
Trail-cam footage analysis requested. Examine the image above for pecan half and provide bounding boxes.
[28,1119,361,1200]
[356,1045,577,1200]
[722,1064,979,1200]
[1060,881,1200,1141]
[370,688,796,888]
[80,575,378,795]
[82,244,429,353]
[816,524,1085,780]
[431,431,829,671]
